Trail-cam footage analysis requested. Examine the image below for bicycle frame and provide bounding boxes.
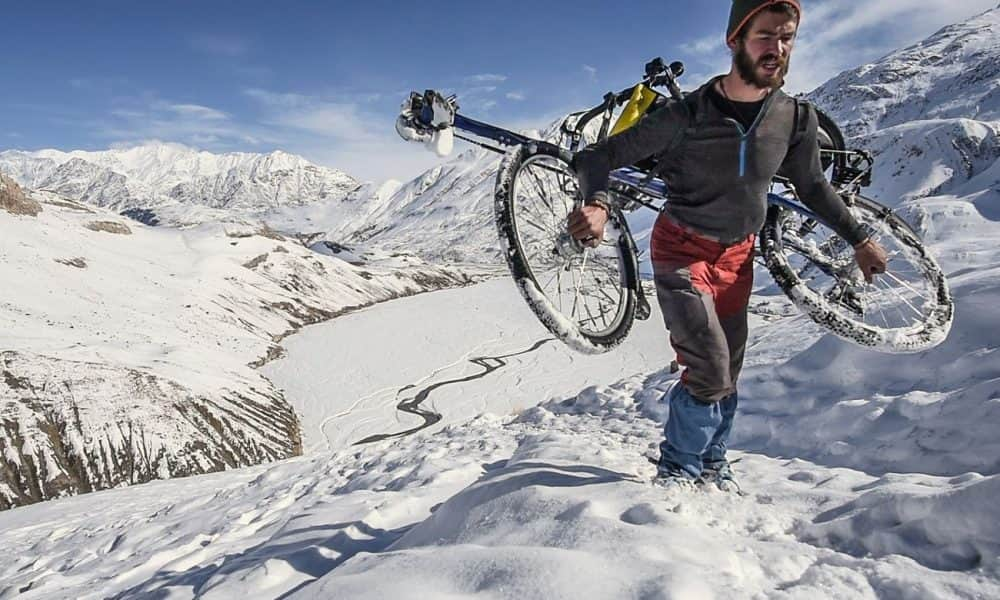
[446,109,826,227]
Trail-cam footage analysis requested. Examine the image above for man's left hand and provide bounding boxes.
[854,238,888,283]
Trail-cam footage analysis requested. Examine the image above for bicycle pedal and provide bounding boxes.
[635,289,651,320]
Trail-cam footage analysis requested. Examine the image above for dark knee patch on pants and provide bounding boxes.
[653,268,733,402]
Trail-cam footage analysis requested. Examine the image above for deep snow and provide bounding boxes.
[2,268,999,598]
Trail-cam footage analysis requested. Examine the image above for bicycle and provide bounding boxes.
[395,58,954,355]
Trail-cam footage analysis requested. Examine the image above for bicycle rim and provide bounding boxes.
[499,148,633,349]
[764,196,953,352]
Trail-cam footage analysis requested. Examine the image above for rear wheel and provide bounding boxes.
[816,107,846,174]
[494,144,636,354]
[761,193,953,353]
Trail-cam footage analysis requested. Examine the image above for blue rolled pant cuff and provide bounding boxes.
[659,384,738,478]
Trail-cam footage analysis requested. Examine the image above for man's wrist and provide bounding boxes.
[585,194,612,216]
[852,237,871,250]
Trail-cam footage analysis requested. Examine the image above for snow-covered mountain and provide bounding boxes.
[335,147,510,262]
[0,172,471,510]
[313,123,587,264]
[315,7,1000,266]
[806,6,1000,212]
[0,143,359,214]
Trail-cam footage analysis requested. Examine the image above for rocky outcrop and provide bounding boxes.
[0,173,41,216]
[0,352,300,510]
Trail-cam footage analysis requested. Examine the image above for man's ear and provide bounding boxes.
[726,37,738,52]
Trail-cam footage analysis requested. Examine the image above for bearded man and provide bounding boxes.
[569,0,888,491]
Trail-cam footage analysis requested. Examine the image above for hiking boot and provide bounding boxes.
[653,464,701,491]
[701,461,741,494]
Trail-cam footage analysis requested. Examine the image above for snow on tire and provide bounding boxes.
[761,194,953,353]
[494,144,636,354]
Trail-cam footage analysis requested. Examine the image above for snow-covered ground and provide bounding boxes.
[2,257,1000,598]
[0,175,470,509]
[261,278,672,451]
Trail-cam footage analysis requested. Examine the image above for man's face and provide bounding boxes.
[731,10,798,88]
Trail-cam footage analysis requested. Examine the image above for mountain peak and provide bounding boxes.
[806,6,1000,138]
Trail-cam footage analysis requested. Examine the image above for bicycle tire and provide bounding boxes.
[761,194,953,353]
[494,143,637,354]
[816,107,846,174]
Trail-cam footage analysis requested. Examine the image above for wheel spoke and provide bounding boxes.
[881,270,932,304]
[525,163,558,215]
[872,276,925,318]
[516,189,561,233]
[504,151,633,344]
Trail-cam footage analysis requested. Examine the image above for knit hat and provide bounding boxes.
[727,0,802,43]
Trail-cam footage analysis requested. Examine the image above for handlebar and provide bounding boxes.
[564,57,686,143]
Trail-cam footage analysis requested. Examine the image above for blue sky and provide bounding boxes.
[1,0,996,182]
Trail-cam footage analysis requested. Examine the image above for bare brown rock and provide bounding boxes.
[55,257,88,269]
[0,173,42,217]
[85,221,133,235]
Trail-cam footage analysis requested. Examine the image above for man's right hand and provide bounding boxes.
[854,238,888,283]
[568,202,610,247]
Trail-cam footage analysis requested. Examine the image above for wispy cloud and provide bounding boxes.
[68,76,131,93]
[167,103,229,120]
[464,73,508,83]
[681,34,722,56]
[582,64,597,81]
[674,0,998,93]
[506,91,526,101]
[243,88,374,142]
[189,34,249,57]
[93,93,269,149]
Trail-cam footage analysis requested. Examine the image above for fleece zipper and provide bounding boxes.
[722,92,776,178]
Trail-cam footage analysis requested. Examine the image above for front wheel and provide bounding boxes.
[494,144,637,354]
[761,193,954,353]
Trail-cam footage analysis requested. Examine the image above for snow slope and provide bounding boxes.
[0,172,470,509]
[1,349,997,598]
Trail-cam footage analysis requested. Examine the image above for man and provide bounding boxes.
[568,0,888,491]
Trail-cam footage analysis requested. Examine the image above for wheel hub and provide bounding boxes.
[553,231,585,261]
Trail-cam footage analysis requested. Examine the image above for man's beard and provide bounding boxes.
[734,43,789,89]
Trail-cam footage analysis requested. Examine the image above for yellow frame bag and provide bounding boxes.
[609,84,659,136]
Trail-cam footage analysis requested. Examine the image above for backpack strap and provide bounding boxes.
[790,97,810,148]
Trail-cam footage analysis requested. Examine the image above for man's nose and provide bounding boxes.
[763,38,787,56]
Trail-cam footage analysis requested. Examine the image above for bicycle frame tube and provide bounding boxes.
[767,192,820,222]
[610,167,668,197]
[453,114,535,149]
[452,112,832,234]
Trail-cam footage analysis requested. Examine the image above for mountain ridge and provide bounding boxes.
[0,142,359,213]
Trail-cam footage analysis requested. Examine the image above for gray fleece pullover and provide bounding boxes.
[573,77,868,247]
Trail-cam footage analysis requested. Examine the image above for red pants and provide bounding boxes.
[650,213,755,403]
